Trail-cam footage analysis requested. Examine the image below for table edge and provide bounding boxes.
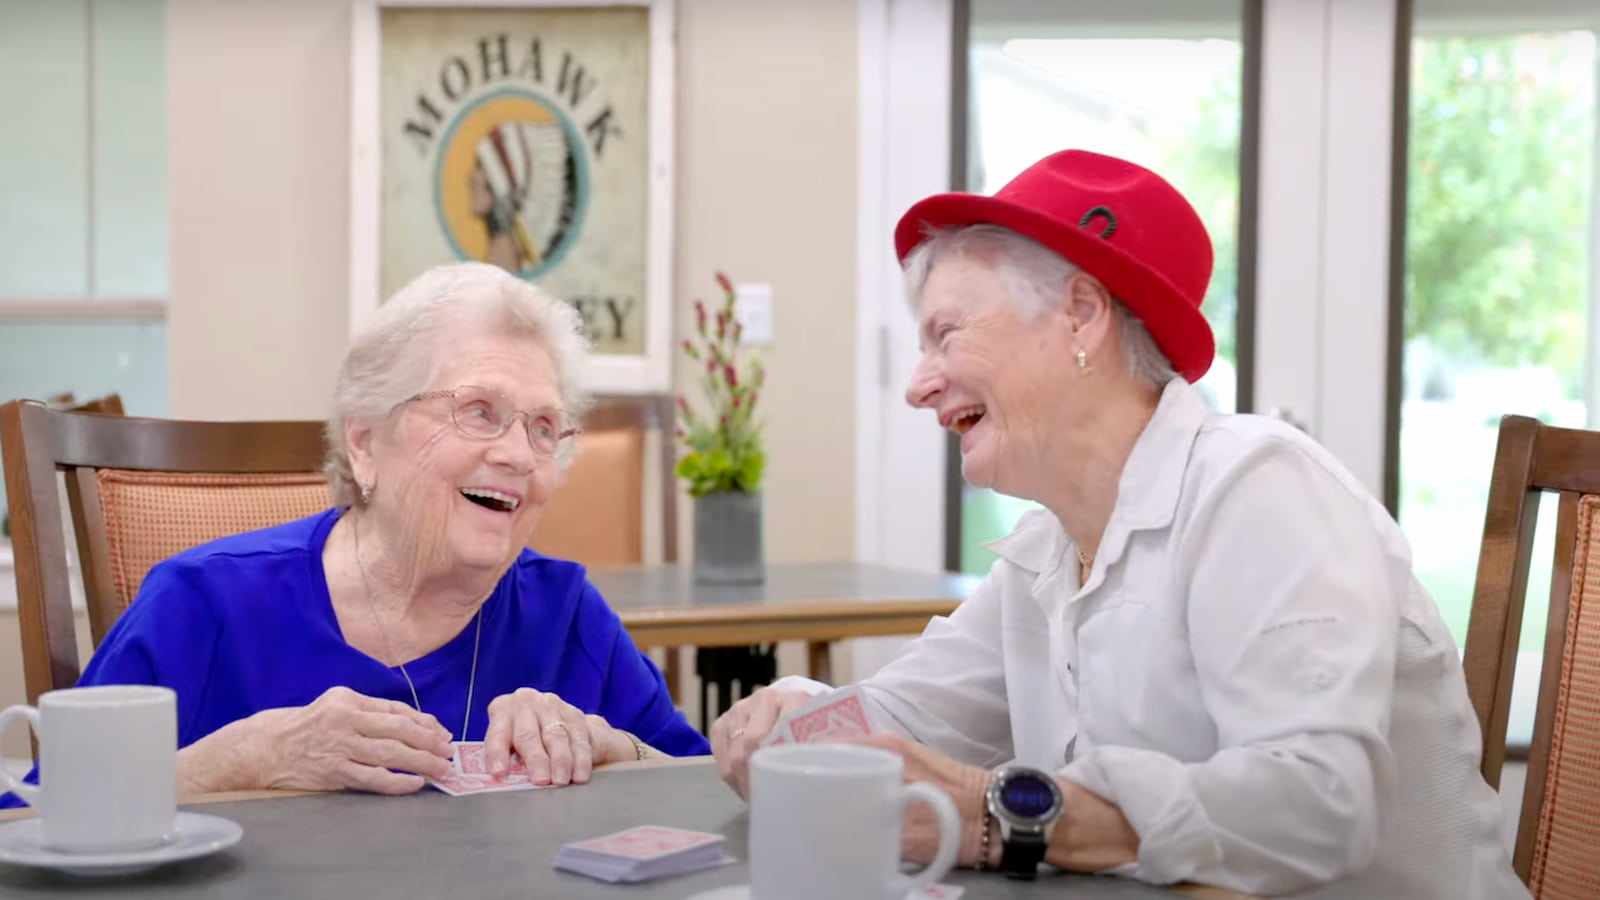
[0,756,717,822]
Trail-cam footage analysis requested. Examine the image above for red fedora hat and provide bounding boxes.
[894,149,1215,382]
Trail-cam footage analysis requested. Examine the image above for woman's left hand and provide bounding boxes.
[841,732,993,867]
[483,688,634,786]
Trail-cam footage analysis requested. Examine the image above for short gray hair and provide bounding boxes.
[902,224,1175,388]
[324,262,592,507]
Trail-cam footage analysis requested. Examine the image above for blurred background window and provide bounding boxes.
[956,0,1251,573]
[1400,0,1597,744]
[0,0,168,522]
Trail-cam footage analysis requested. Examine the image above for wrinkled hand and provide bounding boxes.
[483,688,633,786]
[248,686,455,794]
[841,732,991,867]
[709,687,813,799]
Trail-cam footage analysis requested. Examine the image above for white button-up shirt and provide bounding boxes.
[790,379,1527,898]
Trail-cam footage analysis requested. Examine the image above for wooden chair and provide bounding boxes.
[71,394,125,416]
[1463,414,1600,896]
[0,395,121,531]
[528,394,692,698]
[0,400,329,705]
[529,394,679,566]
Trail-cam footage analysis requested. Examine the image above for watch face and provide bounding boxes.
[999,773,1059,820]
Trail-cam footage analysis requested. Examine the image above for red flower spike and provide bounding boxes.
[716,272,734,295]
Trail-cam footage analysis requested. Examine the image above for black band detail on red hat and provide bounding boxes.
[1078,206,1117,239]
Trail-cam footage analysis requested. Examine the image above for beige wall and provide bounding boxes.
[163,0,858,562]
[671,0,858,562]
[166,0,352,421]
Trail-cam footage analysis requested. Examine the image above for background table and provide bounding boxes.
[597,561,980,684]
[0,760,1251,899]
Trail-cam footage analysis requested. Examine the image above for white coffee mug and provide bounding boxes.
[749,743,960,900]
[0,685,178,853]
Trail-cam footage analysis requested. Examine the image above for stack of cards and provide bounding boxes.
[553,825,731,883]
[426,741,553,796]
[761,685,881,747]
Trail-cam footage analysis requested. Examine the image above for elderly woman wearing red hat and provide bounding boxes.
[711,151,1526,899]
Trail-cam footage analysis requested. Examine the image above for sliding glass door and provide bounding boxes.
[957,0,1252,574]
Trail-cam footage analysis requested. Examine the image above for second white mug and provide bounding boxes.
[0,684,178,854]
[749,743,960,900]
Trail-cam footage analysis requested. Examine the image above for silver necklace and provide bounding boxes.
[352,518,483,743]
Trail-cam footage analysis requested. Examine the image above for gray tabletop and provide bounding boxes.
[591,561,981,611]
[0,762,1184,899]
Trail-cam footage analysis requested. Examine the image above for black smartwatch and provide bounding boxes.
[985,764,1065,880]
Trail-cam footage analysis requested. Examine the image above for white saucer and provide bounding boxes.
[0,811,242,877]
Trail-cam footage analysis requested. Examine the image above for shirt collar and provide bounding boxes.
[984,378,1210,579]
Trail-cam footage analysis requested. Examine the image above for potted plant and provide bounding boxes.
[676,272,767,584]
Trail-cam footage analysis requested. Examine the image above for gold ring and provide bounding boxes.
[545,721,569,734]
[731,728,746,740]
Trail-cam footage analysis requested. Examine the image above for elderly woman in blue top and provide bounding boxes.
[2,262,707,809]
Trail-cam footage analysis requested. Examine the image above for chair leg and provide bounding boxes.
[663,648,682,705]
[807,641,833,684]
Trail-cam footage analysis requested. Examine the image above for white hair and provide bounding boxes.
[324,262,592,507]
[902,224,1176,388]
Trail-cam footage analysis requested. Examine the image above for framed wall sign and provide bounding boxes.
[350,0,675,393]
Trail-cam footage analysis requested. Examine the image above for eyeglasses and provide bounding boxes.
[403,386,582,457]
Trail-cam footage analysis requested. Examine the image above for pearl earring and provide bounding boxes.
[1076,348,1092,377]
[359,482,372,504]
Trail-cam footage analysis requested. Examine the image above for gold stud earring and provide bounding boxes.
[1076,348,1092,377]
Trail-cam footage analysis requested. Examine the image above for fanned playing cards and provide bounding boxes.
[760,685,881,747]
[553,825,732,883]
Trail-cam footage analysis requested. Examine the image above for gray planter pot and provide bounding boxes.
[693,490,765,584]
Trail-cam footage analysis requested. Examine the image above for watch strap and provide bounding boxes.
[999,828,1047,879]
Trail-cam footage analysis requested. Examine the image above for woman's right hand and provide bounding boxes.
[709,687,814,799]
[180,686,454,795]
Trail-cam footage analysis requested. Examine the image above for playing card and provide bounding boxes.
[763,686,877,747]
[567,825,723,861]
[554,825,731,883]
[426,741,549,796]
[454,741,527,777]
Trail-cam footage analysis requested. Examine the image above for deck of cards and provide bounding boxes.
[553,825,731,883]
[426,741,553,796]
[761,685,881,747]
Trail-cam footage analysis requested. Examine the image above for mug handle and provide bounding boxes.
[0,705,41,806]
[890,781,960,897]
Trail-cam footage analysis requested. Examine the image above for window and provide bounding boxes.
[1399,2,1597,743]
[957,0,1253,573]
[0,0,167,521]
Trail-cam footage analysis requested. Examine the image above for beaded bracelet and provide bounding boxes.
[976,804,995,870]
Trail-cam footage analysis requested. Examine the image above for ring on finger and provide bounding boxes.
[544,721,570,734]
[731,728,746,740]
